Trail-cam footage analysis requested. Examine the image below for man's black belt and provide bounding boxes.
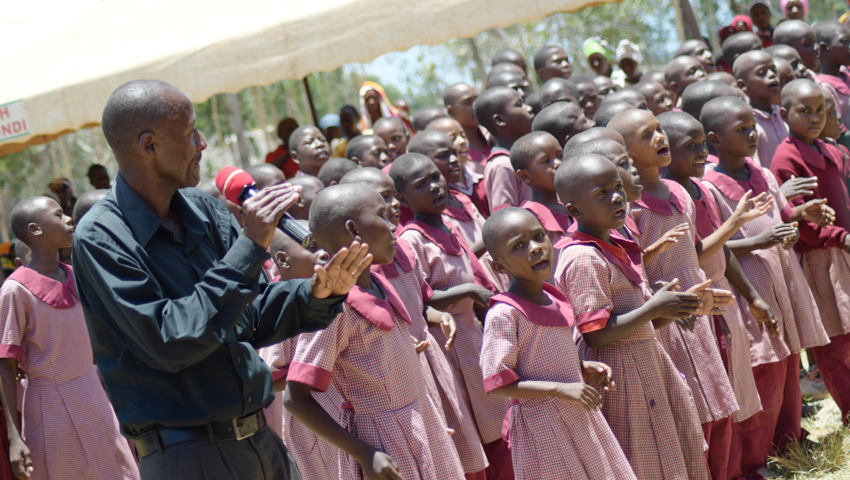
[135,410,266,459]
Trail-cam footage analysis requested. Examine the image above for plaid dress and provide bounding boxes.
[556,233,708,480]
[288,274,465,480]
[482,285,636,480]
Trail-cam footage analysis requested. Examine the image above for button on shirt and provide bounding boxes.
[73,175,344,438]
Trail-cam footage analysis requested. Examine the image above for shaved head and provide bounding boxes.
[474,87,517,131]
[539,78,579,108]
[721,31,762,65]
[482,207,538,259]
[564,137,624,161]
[340,166,390,185]
[781,78,821,111]
[492,48,528,71]
[680,80,743,119]
[308,184,383,252]
[245,163,286,190]
[412,106,447,132]
[592,101,633,127]
[555,153,618,204]
[317,157,359,187]
[606,108,649,138]
[388,152,434,192]
[531,101,591,146]
[699,96,750,134]
[443,83,476,106]
[564,127,625,151]
[101,79,189,161]
[657,110,702,141]
[407,129,450,155]
[73,189,108,225]
[10,196,56,244]
[510,131,559,170]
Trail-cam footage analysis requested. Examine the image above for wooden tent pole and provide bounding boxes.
[302,76,319,126]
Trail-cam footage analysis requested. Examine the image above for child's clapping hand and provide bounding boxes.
[798,198,835,226]
[780,175,818,200]
[748,297,780,337]
[731,190,773,227]
[581,360,615,391]
[643,223,689,265]
[554,383,603,411]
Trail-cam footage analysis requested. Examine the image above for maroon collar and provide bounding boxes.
[556,231,645,286]
[489,283,574,327]
[691,180,722,241]
[399,220,495,292]
[372,237,415,279]
[787,136,840,171]
[702,158,769,202]
[7,264,78,309]
[443,191,475,222]
[633,179,688,216]
[346,274,412,330]
[481,148,509,167]
[521,200,571,234]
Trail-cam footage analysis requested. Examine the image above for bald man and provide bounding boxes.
[73,79,370,479]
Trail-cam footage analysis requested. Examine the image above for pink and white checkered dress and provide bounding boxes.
[702,160,829,364]
[0,265,139,480]
[258,338,341,479]
[399,222,509,443]
[691,179,762,423]
[288,274,465,480]
[443,190,487,251]
[483,152,532,211]
[629,179,739,424]
[372,238,488,473]
[555,233,708,480]
[482,285,636,480]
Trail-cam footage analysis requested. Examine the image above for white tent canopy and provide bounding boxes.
[0,0,617,157]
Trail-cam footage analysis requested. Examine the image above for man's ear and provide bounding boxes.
[493,113,507,128]
[780,107,788,121]
[274,251,291,269]
[139,131,155,155]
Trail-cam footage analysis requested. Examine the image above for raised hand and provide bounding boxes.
[779,222,799,250]
[311,241,372,299]
[581,361,615,391]
[646,278,701,320]
[645,223,689,257]
[799,198,835,226]
[780,175,817,201]
[732,190,773,226]
[555,383,603,411]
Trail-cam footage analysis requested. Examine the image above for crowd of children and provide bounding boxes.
[3,4,850,480]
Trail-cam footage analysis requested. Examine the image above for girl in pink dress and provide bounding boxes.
[554,154,708,480]
[0,196,139,480]
[285,185,464,480]
[390,154,513,480]
[480,207,635,480]
[341,167,490,478]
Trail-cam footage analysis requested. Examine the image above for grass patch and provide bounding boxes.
[767,398,850,479]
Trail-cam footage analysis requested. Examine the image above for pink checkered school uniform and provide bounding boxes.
[629,180,739,424]
[398,222,509,444]
[702,160,830,476]
[258,339,341,479]
[0,265,139,480]
[443,190,487,250]
[372,238,489,474]
[482,285,636,480]
[555,233,708,480]
[483,150,532,212]
[771,137,850,423]
[287,274,465,480]
[690,179,762,423]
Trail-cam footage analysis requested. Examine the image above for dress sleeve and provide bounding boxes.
[0,282,28,362]
[287,308,352,392]
[481,303,520,392]
[484,157,520,211]
[557,249,614,334]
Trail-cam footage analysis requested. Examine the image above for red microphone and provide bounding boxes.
[215,166,311,246]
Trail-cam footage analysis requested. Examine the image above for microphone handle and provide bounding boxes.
[239,184,313,247]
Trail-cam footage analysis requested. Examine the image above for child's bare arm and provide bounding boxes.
[424,307,456,351]
[722,247,780,336]
[642,223,688,266]
[583,279,700,347]
[581,360,615,391]
[727,222,799,255]
[0,359,32,480]
[790,198,835,226]
[696,191,772,262]
[427,283,491,310]
[488,379,602,411]
[284,381,403,480]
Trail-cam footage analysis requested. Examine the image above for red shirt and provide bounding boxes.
[264,145,300,178]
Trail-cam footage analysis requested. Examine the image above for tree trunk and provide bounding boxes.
[250,86,272,153]
[465,38,487,87]
[223,93,250,168]
[672,0,702,42]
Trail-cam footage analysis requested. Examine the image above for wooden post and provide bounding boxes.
[466,38,487,87]
[0,186,9,242]
[223,93,250,168]
[250,86,272,153]
[302,76,319,126]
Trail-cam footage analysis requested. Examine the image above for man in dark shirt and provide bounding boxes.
[73,79,371,479]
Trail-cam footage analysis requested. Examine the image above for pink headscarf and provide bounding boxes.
[780,0,808,19]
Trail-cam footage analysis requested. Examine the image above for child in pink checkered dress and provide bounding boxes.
[480,207,635,480]
[554,154,709,479]
[285,185,465,480]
